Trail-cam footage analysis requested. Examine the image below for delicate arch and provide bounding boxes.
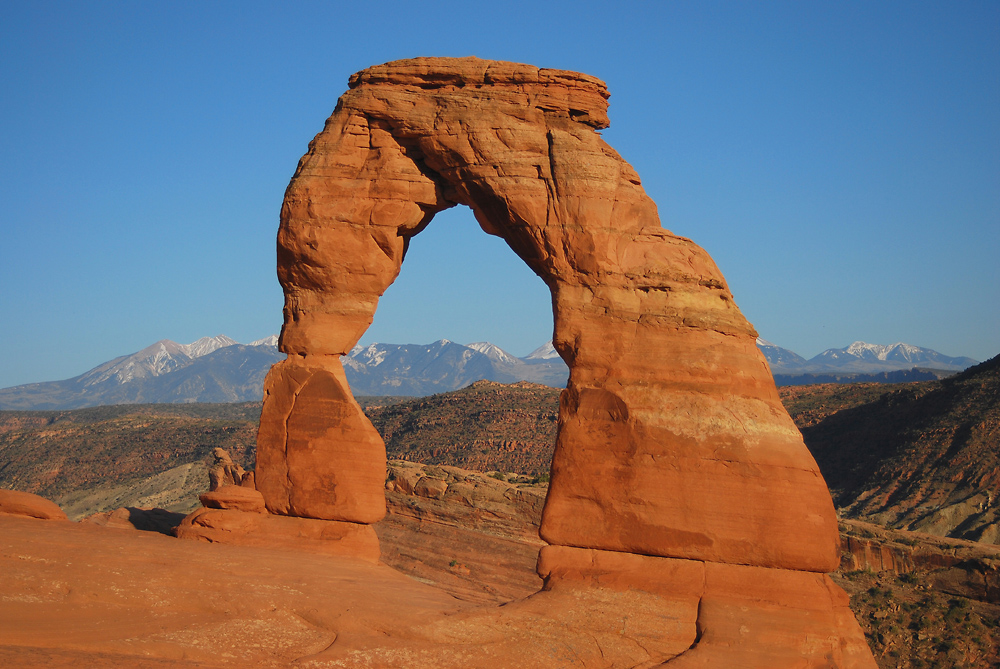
[256,57,838,573]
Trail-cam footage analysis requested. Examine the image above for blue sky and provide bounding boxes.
[1,1,997,387]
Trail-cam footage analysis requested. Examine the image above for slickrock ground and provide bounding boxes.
[0,463,555,667]
[0,489,68,520]
[7,462,1000,666]
[0,514,467,668]
[0,489,782,668]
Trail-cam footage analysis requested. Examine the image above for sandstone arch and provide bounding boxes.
[254,58,876,666]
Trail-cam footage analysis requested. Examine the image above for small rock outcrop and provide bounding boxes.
[82,507,185,535]
[0,489,68,520]
[199,485,267,513]
[208,447,247,491]
[176,449,378,562]
[252,57,875,665]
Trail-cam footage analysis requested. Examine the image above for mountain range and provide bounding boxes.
[0,336,567,410]
[342,339,567,396]
[0,336,283,410]
[0,334,979,409]
[757,338,977,374]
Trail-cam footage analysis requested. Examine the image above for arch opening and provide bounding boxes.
[352,205,555,367]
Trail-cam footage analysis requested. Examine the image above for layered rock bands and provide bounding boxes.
[254,56,876,666]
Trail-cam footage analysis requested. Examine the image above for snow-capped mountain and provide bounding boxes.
[808,341,977,373]
[525,341,561,360]
[76,340,194,387]
[756,338,978,379]
[249,334,279,347]
[0,335,568,409]
[341,340,568,396]
[72,335,246,389]
[181,334,239,359]
[755,338,809,374]
[2,332,978,410]
[0,335,281,410]
[467,341,521,365]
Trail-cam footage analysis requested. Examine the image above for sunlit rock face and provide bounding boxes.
[255,57,876,666]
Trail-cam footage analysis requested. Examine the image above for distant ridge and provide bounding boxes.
[773,368,957,387]
[0,334,979,409]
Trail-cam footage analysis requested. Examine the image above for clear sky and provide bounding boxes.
[1,1,997,387]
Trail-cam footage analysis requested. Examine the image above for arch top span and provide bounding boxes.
[257,57,839,573]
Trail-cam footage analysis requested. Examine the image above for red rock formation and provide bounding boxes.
[255,57,875,664]
[208,446,247,491]
[537,546,875,667]
[199,484,267,513]
[175,507,380,563]
[176,448,378,561]
[0,489,67,520]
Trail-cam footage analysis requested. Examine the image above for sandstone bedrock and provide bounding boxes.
[252,56,875,666]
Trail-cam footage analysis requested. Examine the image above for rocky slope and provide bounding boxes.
[0,403,259,516]
[367,380,559,476]
[0,399,409,520]
[796,354,1000,542]
[377,459,548,604]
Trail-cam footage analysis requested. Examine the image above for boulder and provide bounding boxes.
[199,485,267,513]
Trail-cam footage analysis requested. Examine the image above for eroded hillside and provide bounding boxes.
[792,355,1000,541]
[3,362,998,540]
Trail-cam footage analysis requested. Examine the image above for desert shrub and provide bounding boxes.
[844,569,874,580]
